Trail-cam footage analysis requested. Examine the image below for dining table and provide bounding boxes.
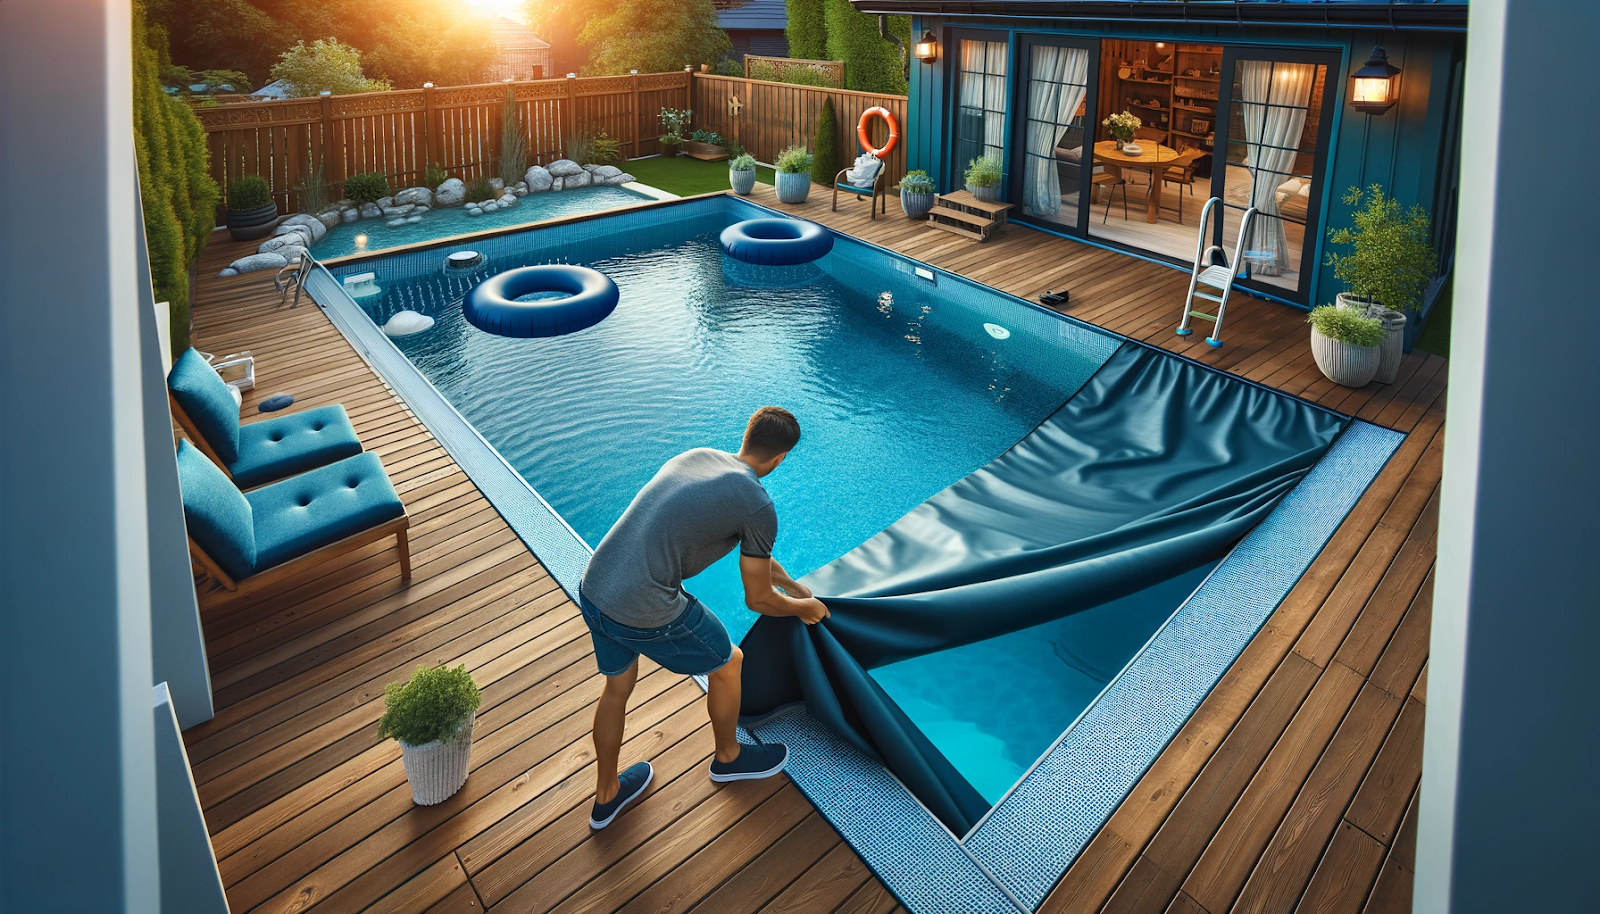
[1093,140,1180,224]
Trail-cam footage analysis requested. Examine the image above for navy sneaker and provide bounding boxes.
[590,762,653,829]
[709,742,789,783]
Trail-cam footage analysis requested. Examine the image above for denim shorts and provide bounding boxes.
[578,588,734,677]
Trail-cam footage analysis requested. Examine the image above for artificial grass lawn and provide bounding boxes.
[624,155,775,197]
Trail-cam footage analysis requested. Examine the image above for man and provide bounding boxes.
[578,406,830,828]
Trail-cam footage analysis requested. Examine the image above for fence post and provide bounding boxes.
[421,83,436,175]
[561,73,576,155]
[629,71,640,160]
[319,92,344,192]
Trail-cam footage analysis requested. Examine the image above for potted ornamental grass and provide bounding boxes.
[658,107,691,157]
[685,128,730,161]
[774,145,815,204]
[378,664,482,805]
[899,169,936,219]
[964,154,1003,203]
[1325,184,1438,384]
[728,152,758,195]
[225,175,278,241]
[1308,303,1387,388]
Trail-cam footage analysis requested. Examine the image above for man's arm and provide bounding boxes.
[767,558,812,599]
[739,555,829,624]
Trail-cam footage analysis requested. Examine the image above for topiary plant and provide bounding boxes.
[811,98,839,186]
[1307,304,1387,348]
[1324,184,1438,316]
[377,665,482,746]
[227,174,273,212]
[899,169,934,195]
[776,145,814,174]
[344,170,390,204]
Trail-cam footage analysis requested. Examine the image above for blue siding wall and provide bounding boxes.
[906,16,1462,307]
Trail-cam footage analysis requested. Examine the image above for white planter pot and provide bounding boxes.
[1337,293,1406,384]
[774,171,811,204]
[1310,326,1381,388]
[399,714,475,805]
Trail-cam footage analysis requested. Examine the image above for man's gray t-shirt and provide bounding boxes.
[581,448,777,628]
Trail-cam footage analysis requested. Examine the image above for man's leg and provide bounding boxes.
[593,659,639,804]
[706,645,744,764]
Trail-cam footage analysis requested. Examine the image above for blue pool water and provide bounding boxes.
[315,185,651,258]
[340,199,1217,803]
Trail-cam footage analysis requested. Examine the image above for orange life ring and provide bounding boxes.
[857,106,900,159]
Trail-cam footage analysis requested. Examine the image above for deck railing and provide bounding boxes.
[193,71,693,214]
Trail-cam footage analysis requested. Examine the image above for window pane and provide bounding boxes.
[1021,43,1091,228]
[956,40,1009,175]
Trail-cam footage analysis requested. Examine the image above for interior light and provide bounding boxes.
[1350,44,1401,115]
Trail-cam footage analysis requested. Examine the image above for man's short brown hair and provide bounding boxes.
[742,406,801,458]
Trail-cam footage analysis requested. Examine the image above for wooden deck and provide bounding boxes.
[185,186,1442,914]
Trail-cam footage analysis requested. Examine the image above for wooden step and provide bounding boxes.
[926,218,989,241]
[930,208,1000,231]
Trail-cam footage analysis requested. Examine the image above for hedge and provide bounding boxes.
[823,0,908,95]
[784,0,828,61]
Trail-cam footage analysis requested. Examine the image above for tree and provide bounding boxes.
[270,38,391,97]
[823,0,907,94]
[785,0,827,60]
[527,0,731,75]
[811,98,839,186]
[365,11,499,89]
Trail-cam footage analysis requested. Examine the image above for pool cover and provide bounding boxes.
[739,342,1348,833]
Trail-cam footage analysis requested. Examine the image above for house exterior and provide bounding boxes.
[491,16,554,80]
[853,0,1467,312]
[717,0,790,62]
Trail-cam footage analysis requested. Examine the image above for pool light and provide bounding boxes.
[984,323,1010,340]
[354,233,368,249]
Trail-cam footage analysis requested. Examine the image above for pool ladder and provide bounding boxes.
[1177,197,1257,348]
[274,254,314,308]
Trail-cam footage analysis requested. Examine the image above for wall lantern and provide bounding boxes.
[914,30,938,63]
[1351,45,1401,114]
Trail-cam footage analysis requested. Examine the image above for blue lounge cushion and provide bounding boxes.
[175,440,257,581]
[232,404,362,489]
[247,452,405,572]
[168,348,242,464]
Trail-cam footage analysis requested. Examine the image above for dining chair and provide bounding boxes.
[1160,148,1206,223]
[1093,170,1129,224]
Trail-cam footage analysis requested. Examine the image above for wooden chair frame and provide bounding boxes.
[832,168,888,219]
[169,392,232,479]
[189,512,411,601]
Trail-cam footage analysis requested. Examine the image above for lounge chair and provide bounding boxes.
[175,439,410,597]
[167,347,362,488]
[832,154,888,220]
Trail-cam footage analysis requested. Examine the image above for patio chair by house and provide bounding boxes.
[833,154,888,220]
[167,347,362,488]
[176,439,410,598]
[1161,148,1207,223]
[1093,170,1129,223]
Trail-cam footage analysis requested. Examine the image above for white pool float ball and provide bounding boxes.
[382,310,435,337]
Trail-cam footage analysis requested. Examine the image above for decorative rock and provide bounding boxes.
[413,205,429,214]
[523,166,553,192]
[316,210,342,230]
[435,178,466,207]
[341,208,360,223]
[275,245,309,264]
[360,202,383,219]
[393,187,433,208]
[616,173,635,184]
[272,221,319,244]
[498,194,516,206]
[257,234,304,254]
[549,177,563,192]
[281,212,327,242]
[563,170,592,189]
[514,182,528,193]
[546,159,584,177]
[466,206,483,216]
[375,196,393,210]
[382,204,415,217]
[217,267,240,277]
[589,165,624,182]
[582,163,601,173]
[406,214,423,223]
[482,201,499,213]
[512,187,527,197]
[386,218,407,227]
[488,177,505,193]
[220,252,289,276]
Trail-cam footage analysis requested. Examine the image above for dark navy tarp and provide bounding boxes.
[739,343,1347,834]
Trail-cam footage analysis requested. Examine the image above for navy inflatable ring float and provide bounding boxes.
[720,218,833,266]
[462,265,619,338]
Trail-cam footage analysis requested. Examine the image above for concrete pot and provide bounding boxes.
[901,189,934,219]
[1337,293,1406,384]
[1310,326,1381,388]
[967,182,1000,203]
[399,714,475,805]
[775,171,811,204]
[729,168,757,195]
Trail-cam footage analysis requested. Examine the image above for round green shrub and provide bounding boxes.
[377,665,482,746]
[776,145,814,174]
[227,175,273,212]
[344,171,390,204]
[811,98,840,185]
[1308,304,1387,348]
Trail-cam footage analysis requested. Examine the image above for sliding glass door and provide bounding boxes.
[952,34,1010,188]
[1011,36,1099,235]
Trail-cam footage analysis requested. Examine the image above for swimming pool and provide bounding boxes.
[315,185,654,258]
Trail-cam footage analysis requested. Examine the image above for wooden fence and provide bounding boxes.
[194,71,692,214]
[742,55,845,88]
[692,73,908,188]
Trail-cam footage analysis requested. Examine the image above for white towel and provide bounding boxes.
[845,154,882,188]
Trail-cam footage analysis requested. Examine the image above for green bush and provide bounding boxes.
[592,132,623,165]
[424,161,449,189]
[689,128,726,147]
[899,169,934,194]
[659,107,692,141]
[466,176,496,203]
[295,157,329,214]
[824,0,908,94]
[745,58,836,88]
[343,171,390,204]
[730,152,757,171]
[1308,304,1387,348]
[785,0,828,60]
[1325,184,1438,315]
[964,154,1002,188]
[377,665,481,746]
[227,175,273,211]
[776,145,814,174]
[811,98,839,185]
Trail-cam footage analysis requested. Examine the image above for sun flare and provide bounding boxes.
[459,0,526,22]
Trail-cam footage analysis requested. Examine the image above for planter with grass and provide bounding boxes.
[1308,304,1386,388]
[964,155,1003,203]
[378,664,482,805]
[775,145,815,204]
[899,170,935,219]
[728,153,758,195]
[685,128,730,162]
[225,175,278,241]
[1325,184,1438,384]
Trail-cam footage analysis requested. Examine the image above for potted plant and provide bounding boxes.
[658,107,692,157]
[225,175,277,241]
[728,152,758,195]
[1325,184,1438,384]
[899,169,936,219]
[1307,304,1386,388]
[1104,111,1141,151]
[378,664,482,805]
[774,145,814,204]
[964,154,1003,203]
[685,128,730,162]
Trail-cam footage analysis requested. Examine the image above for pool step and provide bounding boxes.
[928,190,1014,242]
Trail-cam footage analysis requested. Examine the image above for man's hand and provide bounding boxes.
[740,555,830,625]
[790,596,830,624]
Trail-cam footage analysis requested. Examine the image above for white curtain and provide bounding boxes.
[959,40,1008,163]
[1024,45,1089,218]
[1240,60,1315,275]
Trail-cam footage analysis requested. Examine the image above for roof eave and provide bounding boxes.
[846,1,1468,32]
